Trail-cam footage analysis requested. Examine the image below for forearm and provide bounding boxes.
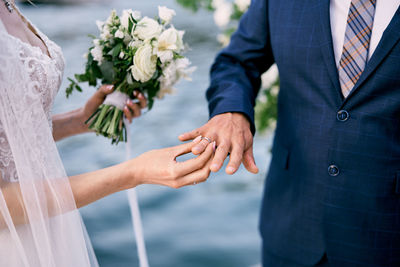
[52,108,89,141]
[0,161,133,228]
[69,162,131,208]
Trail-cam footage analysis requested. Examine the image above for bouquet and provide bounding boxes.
[66,6,195,144]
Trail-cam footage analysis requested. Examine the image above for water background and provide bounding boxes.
[20,1,273,266]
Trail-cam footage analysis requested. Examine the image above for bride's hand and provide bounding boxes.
[122,138,215,189]
[80,84,147,126]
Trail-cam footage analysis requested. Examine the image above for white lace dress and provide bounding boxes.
[0,18,65,182]
[0,10,96,267]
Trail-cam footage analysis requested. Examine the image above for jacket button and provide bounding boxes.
[328,165,339,176]
[337,110,349,122]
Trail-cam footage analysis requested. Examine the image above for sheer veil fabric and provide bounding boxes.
[0,18,98,266]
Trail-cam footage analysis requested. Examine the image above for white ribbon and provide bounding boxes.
[124,117,150,267]
[105,90,150,267]
[103,91,129,110]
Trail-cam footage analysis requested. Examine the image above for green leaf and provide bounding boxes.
[99,61,116,84]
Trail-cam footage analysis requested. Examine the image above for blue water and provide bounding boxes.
[21,1,272,266]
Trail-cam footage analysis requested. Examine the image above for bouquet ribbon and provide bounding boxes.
[103,91,129,110]
[124,115,150,267]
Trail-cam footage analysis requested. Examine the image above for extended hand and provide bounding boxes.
[80,84,147,125]
[124,139,215,189]
[179,112,258,175]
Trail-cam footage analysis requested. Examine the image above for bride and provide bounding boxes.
[0,1,214,266]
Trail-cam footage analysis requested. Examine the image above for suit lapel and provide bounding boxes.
[342,6,400,104]
[317,0,343,105]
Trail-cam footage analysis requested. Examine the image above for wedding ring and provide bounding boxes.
[201,136,213,143]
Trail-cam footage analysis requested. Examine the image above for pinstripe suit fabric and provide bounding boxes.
[206,0,400,266]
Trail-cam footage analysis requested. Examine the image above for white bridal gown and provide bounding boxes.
[0,9,98,267]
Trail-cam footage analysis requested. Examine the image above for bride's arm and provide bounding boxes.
[0,139,214,227]
[52,85,146,141]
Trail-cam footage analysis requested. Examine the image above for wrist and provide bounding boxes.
[74,108,91,134]
[118,159,141,190]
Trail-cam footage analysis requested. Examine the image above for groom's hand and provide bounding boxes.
[179,113,258,175]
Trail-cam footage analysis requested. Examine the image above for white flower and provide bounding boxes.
[132,11,142,21]
[212,0,233,28]
[129,39,144,49]
[93,39,101,46]
[120,9,133,29]
[175,57,196,81]
[90,45,103,64]
[115,29,124,39]
[157,27,184,63]
[120,9,141,30]
[131,43,157,83]
[96,20,104,31]
[158,6,176,24]
[100,26,112,40]
[119,51,125,59]
[235,0,251,12]
[134,17,162,40]
[158,58,195,98]
[106,9,118,26]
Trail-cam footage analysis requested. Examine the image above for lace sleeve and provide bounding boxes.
[0,21,97,267]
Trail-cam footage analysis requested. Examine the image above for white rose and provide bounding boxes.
[234,0,251,12]
[90,45,103,64]
[157,27,184,63]
[213,0,233,27]
[158,6,176,24]
[131,43,157,83]
[115,29,124,39]
[134,17,162,40]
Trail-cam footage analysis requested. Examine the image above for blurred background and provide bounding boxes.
[19,0,274,266]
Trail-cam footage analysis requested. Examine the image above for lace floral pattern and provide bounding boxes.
[0,24,64,182]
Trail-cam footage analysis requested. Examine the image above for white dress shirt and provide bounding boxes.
[330,0,400,67]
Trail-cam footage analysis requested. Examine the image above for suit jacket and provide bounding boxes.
[206,0,400,266]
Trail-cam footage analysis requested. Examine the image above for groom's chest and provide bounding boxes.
[268,0,325,69]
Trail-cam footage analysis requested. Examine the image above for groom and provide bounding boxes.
[179,0,400,266]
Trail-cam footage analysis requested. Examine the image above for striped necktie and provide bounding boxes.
[338,0,377,98]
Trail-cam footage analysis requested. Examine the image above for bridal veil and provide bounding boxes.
[0,20,97,266]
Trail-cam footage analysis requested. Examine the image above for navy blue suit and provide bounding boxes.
[207,0,400,266]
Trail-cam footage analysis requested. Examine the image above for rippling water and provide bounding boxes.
[20,1,272,266]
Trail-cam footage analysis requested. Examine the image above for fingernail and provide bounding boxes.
[193,136,202,143]
[212,141,216,152]
[107,85,114,91]
[211,163,219,171]
[126,99,130,105]
[227,166,235,174]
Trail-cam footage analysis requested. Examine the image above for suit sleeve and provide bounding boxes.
[206,0,274,134]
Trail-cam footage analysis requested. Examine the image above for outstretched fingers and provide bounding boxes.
[175,142,215,177]
[178,127,202,142]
